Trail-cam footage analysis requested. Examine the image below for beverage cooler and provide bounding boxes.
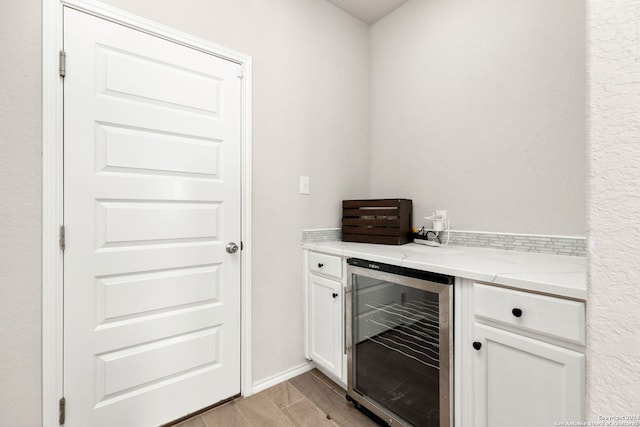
[345,258,454,427]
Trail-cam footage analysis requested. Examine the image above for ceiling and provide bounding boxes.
[325,0,409,25]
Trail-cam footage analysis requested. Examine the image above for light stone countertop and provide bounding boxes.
[302,241,587,300]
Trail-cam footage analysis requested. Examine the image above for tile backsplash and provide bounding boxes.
[302,228,586,257]
[301,228,342,243]
[445,231,586,256]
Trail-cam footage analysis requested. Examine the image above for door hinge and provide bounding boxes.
[59,225,66,251]
[237,64,244,79]
[59,51,66,77]
[59,397,66,425]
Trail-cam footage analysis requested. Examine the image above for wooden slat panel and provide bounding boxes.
[342,233,410,245]
[342,208,400,217]
[342,199,408,208]
[342,218,401,227]
[342,226,401,236]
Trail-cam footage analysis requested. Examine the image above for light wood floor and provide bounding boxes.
[171,369,380,427]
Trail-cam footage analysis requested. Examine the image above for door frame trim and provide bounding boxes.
[42,1,253,426]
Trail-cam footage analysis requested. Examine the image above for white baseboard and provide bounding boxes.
[250,361,315,395]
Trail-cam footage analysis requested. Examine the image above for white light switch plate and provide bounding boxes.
[299,176,310,194]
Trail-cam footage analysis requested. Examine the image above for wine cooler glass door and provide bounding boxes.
[347,264,453,427]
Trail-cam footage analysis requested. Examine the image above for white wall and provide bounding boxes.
[587,0,640,416]
[74,0,372,389]
[0,1,42,426]
[369,0,586,235]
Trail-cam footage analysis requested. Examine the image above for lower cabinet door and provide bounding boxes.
[472,323,585,427]
[308,274,342,378]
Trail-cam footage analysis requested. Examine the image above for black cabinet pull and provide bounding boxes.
[473,341,482,351]
[318,263,324,268]
[332,293,338,299]
[512,308,523,318]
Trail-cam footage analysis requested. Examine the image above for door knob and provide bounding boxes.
[512,308,523,318]
[472,341,482,351]
[332,293,339,299]
[226,242,239,254]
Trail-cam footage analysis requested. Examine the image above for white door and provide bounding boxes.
[308,274,342,378]
[63,8,242,426]
[472,323,585,427]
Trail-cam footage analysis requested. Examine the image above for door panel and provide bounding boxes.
[63,8,241,426]
[472,323,585,427]
[309,274,342,377]
[97,124,222,177]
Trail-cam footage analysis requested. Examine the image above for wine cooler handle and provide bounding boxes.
[344,285,352,353]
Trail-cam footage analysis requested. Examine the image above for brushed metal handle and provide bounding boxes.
[344,286,347,355]
[345,286,352,352]
[226,242,239,254]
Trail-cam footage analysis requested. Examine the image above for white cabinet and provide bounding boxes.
[471,324,584,427]
[304,250,347,385]
[461,280,585,427]
[308,274,343,376]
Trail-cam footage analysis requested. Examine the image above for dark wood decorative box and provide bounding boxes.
[342,199,413,245]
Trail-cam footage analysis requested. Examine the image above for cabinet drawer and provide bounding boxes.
[473,283,585,345]
[309,252,342,280]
